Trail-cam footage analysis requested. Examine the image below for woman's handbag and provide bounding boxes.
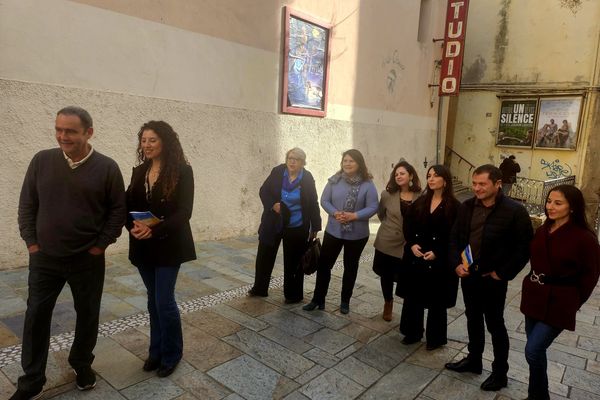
[301,238,321,275]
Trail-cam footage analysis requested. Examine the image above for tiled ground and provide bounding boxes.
[1,231,600,399]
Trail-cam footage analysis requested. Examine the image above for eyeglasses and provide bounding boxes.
[287,157,302,162]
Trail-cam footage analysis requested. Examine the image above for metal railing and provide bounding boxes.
[444,146,577,215]
[509,175,576,215]
[445,146,476,189]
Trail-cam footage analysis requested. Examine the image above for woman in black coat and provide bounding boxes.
[127,121,195,378]
[399,164,459,350]
[248,147,321,303]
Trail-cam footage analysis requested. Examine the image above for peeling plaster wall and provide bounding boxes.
[450,0,600,203]
[580,93,600,217]
[462,0,600,85]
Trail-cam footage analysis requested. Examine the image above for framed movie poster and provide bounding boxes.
[281,7,332,117]
[534,97,582,150]
[496,99,537,148]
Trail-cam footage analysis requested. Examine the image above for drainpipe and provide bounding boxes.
[436,96,444,165]
[585,14,600,233]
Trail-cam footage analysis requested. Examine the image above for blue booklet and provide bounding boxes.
[461,245,474,269]
[129,211,161,227]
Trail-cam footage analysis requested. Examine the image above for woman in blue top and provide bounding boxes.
[249,148,321,303]
[303,149,379,314]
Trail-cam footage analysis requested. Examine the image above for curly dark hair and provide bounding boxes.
[386,161,421,193]
[136,120,188,200]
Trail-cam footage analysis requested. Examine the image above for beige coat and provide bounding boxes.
[373,190,406,259]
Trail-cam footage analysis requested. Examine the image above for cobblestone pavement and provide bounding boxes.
[1,231,599,399]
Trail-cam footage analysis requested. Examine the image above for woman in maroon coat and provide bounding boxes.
[520,185,600,400]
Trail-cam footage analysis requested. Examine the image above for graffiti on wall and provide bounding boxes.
[382,50,405,94]
[559,0,587,14]
[540,158,572,179]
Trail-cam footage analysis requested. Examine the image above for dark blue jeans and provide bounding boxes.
[525,317,562,400]
[137,265,183,368]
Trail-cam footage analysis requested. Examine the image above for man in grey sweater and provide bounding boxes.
[12,106,126,400]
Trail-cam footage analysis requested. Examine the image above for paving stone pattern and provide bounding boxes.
[0,234,599,399]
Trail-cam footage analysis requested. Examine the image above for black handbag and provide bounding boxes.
[301,238,321,275]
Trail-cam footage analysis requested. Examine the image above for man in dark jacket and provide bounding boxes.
[499,155,520,195]
[445,164,533,391]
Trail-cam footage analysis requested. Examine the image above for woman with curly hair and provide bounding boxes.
[126,121,195,378]
[372,160,421,321]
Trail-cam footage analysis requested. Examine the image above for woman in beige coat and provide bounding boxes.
[372,161,421,321]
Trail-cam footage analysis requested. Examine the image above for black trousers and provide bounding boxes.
[399,298,447,345]
[251,226,309,301]
[462,275,510,375]
[311,232,368,304]
[373,249,402,301]
[18,251,105,392]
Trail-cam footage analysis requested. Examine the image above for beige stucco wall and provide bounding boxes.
[0,0,446,269]
[460,0,600,85]
[449,0,600,189]
[68,0,442,115]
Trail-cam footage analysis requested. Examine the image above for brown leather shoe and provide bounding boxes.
[383,300,393,321]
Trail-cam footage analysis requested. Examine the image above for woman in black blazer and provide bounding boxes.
[248,147,321,303]
[126,121,195,378]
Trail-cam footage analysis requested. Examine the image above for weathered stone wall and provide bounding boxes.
[449,0,600,194]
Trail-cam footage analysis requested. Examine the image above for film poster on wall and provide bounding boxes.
[533,97,582,150]
[281,7,332,117]
[496,97,582,150]
[496,99,538,148]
